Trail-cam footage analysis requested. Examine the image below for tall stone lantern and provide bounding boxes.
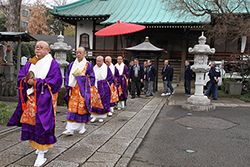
[182,32,216,111]
[50,33,72,87]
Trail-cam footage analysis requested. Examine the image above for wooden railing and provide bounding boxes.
[83,50,130,60]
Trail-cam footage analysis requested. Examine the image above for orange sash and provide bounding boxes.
[68,62,89,114]
[124,74,128,85]
[20,94,36,125]
[107,81,119,103]
[118,85,122,96]
[20,78,37,126]
[90,85,104,109]
[20,77,58,126]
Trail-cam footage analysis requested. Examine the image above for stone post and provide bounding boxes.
[182,32,216,111]
[0,44,6,73]
[50,32,71,87]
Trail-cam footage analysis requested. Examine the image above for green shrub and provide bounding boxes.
[0,103,17,125]
[239,93,250,102]
[57,87,67,106]
[0,101,7,108]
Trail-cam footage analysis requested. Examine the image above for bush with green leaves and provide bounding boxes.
[0,103,17,125]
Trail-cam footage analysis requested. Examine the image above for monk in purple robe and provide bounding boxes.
[115,56,129,110]
[91,56,112,123]
[105,56,120,116]
[7,41,62,167]
[62,47,95,135]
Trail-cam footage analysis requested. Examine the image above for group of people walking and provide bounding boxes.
[127,58,176,98]
[7,43,129,167]
[127,59,157,98]
[6,41,220,167]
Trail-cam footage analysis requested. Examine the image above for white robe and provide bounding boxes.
[115,62,125,75]
[27,54,53,95]
[93,63,108,87]
[68,58,87,87]
[109,63,115,75]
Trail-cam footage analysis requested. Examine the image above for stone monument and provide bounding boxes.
[0,45,16,96]
[182,32,216,111]
[50,32,72,87]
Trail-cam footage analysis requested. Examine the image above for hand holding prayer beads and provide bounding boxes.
[25,71,35,88]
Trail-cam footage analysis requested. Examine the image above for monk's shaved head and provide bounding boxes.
[36,41,49,49]
[78,46,86,53]
[35,41,50,59]
[96,55,104,67]
[105,56,112,66]
[105,56,112,61]
[76,47,86,62]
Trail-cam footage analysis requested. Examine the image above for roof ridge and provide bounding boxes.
[51,0,93,13]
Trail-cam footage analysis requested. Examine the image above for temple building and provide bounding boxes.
[50,0,241,84]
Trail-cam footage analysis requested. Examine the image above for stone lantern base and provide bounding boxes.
[182,95,216,111]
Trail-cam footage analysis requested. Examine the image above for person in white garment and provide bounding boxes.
[105,56,120,116]
[7,41,62,167]
[62,47,95,135]
[91,56,112,123]
[115,56,129,110]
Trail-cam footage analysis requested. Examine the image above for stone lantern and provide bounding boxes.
[182,32,216,111]
[50,32,72,87]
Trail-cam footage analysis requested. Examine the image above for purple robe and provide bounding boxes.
[110,67,120,107]
[92,67,112,114]
[119,65,129,102]
[64,61,95,123]
[7,60,62,145]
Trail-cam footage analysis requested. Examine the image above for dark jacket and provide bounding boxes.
[209,65,221,83]
[184,65,193,80]
[145,65,157,81]
[161,65,173,81]
[129,64,144,81]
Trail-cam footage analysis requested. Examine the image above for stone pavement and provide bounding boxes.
[0,86,249,167]
[0,90,166,167]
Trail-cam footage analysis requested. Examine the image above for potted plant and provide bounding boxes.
[223,54,250,95]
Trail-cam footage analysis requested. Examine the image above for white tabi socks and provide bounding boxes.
[108,107,114,116]
[78,123,86,134]
[34,149,47,167]
[110,107,114,113]
[121,101,125,109]
[117,102,122,110]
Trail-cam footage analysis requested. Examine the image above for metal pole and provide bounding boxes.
[17,37,21,75]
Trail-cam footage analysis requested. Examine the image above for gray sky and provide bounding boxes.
[22,0,78,8]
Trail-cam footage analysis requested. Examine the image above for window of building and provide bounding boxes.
[22,9,28,16]
[22,21,28,27]
[79,33,90,49]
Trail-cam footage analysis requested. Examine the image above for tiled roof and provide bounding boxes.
[50,0,211,24]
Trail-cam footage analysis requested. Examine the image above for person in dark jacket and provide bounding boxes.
[161,60,171,96]
[184,60,194,96]
[142,61,148,95]
[205,61,221,100]
[145,59,157,97]
[127,61,134,93]
[129,58,143,98]
[167,63,175,94]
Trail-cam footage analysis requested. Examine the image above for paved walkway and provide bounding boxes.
[0,86,249,167]
[0,90,166,167]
